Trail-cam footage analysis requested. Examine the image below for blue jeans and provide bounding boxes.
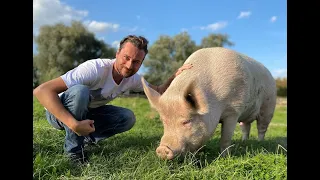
[45,85,136,156]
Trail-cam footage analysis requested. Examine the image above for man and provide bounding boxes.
[33,35,193,164]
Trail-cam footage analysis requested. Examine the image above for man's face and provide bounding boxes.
[115,42,145,78]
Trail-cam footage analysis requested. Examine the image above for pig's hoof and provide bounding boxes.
[156,145,174,160]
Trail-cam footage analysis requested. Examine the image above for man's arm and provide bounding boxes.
[33,77,95,136]
[149,63,193,94]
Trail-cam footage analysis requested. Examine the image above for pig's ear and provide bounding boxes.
[184,82,208,115]
[141,77,161,110]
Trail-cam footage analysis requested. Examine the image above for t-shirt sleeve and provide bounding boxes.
[60,60,99,88]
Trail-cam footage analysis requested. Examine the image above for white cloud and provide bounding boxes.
[272,68,287,78]
[270,16,277,23]
[180,28,188,32]
[33,0,120,35]
[84,21,119,33]
[128,26,138,32]
[112,41,120,48]
[237,11,251,19]
[200,21,228,31]
[33,0,88,28]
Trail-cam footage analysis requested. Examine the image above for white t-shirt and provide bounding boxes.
[60,58,145,108]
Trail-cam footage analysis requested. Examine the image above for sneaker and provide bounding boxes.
[84,136,99,147]
[68,151,89,165]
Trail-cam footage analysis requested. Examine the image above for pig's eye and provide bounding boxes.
[182,119,192,125]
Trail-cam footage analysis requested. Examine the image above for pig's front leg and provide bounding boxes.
[219,116,239,157]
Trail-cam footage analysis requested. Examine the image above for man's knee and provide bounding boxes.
[61,85,91,120]
[62,85,91,109]
[122,109,136,130]
[65,85,90,103]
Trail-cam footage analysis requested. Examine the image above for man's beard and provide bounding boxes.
[121,67,134,78]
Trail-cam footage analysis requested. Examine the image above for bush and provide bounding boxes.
[275,77,287,97]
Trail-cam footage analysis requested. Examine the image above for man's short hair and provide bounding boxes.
[119,35,149,55]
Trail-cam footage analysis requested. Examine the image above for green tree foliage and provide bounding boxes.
[33,55,39,88]
[143,35,175,85]
[143,32,234,85]
[143,32,198,85]
[33,21,116,84]
[200,33,234,48]
[275,77,287,97]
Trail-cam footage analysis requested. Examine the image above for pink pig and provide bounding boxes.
[141,47,277,160]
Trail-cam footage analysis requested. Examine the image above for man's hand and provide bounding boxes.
[174,63,193,77]
[70,119,95,136]
[150,63,193,94]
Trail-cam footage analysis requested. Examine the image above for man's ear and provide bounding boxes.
[115,49,120,58]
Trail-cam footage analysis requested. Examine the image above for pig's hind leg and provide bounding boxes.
[256,97,276,141]
[256,113,274,141]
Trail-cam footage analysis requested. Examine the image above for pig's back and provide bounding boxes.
[178,47,276,113]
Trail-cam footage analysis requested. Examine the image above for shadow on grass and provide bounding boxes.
[34,133,287,161]
[72,135,163,177]
[33,132,163,177]
[34,132,287,177]
[87,134,162,155]
[88,134,287,169]
[33,142,63,160]
[174,136,287,168]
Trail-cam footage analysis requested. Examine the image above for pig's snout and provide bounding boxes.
[156,145,174,160]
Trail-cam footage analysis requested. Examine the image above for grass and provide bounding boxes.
[33,96,287,180]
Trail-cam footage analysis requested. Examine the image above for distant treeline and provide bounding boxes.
[275,77,287,97]
[33,20,286,97]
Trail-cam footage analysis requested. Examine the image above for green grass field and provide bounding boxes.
[33,96,287,180]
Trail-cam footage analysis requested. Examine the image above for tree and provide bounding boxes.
[33,55,39,88]
[172,32,198,62]
[143,32,198,85]
[33,21,116,84]
[275,77,287,97]
[200,33,234,48]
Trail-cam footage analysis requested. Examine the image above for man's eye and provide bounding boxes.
[124,55,130,60]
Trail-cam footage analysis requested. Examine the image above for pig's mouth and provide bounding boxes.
[156,145,175,160]
[156,144,187,160]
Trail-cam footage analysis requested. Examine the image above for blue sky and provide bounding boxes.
[33,0,287,78]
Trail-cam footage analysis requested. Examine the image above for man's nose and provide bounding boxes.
[125,60,133,69]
